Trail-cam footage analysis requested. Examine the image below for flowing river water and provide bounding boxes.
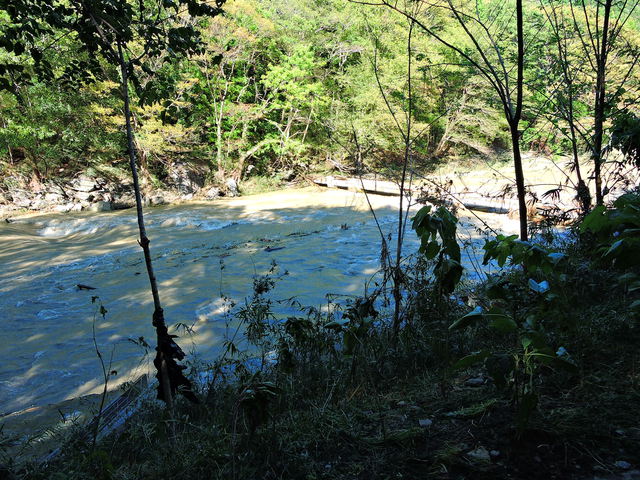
[1,187,517,417]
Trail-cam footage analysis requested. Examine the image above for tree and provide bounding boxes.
[0,0,224,405]
[355,0,531,240]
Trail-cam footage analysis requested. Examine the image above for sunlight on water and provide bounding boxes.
[0,187,517,414]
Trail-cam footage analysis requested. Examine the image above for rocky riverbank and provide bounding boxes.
[0,163,239,220]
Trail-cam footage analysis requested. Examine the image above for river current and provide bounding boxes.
[0,187,516,415]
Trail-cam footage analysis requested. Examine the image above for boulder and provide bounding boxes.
[166,162,205,194]
[112,193,136,210]
[55,203,75,213]
[89,201,112,212]
[204,186,220,199]
[12,191,32,208]
[226,178,239,197]
[74,191,94,202]
[72,175,97,192]
[29,197,48,210]
[44,192,64,204]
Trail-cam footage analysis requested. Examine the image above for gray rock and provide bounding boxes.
[112,193,135,210]
[166,161,205,194]
[55,203,75,213]
[89,201,112,212]
[74,191,94,202]
[12,192,32,208]
[466,447,491,463]
[150,195,165,206]
[72,175,97,192]
[204,186,220,199]
[29,198,48,210]
[465,377,485,387]
[226,178,239,196]
[418,418,433,427]
[70,203,83,212]
[44,192,64,204]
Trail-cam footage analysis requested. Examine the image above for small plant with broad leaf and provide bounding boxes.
[411,205,463,294]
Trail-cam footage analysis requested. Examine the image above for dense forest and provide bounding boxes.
[1,0,639,199]
[2,0,640,479]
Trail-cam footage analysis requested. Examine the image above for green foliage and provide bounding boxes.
[580,192,640,267]
[611,111,640,166]
[412,205,463,294]
[482,234,565,274]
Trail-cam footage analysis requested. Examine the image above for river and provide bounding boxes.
[0,187,517,416]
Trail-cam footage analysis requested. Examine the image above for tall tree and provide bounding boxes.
[355,0,530,240]
[567,0,640,205]
[0,0,223,405]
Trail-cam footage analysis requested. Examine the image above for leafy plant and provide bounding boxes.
[412,205,463,294]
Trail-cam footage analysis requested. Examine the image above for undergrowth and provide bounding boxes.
[4,194,640,480]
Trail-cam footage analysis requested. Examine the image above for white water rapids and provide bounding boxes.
[0,187,517,415]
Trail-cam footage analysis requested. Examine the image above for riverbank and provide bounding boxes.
[0,153,604,222]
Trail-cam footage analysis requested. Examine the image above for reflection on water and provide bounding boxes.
[0,187,516,414]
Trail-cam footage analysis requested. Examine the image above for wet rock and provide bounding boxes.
[616,461,633,470]
[89,201,112,212]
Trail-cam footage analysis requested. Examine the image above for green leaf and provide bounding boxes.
[450,350,491,371]
[604,239,624,257]
[488,315,517,333]
[449,306,483,330]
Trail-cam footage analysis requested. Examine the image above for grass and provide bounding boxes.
[4,215,640,480]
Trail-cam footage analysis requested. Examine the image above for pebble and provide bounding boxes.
[616,461,632,470]
[465,377,485,387]
[466,446,491,462]
[418,418,433,427]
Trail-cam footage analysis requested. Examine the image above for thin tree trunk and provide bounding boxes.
[592,0,612,206]
[392,19,415,337]
[512,0,528,241]
[118,42,174,408]
[511,125,528,241]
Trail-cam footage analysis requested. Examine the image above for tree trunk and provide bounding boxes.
[593,0,612,206]
[512,0,528,241]
[510,125,528,241]
[118,42,194,407]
